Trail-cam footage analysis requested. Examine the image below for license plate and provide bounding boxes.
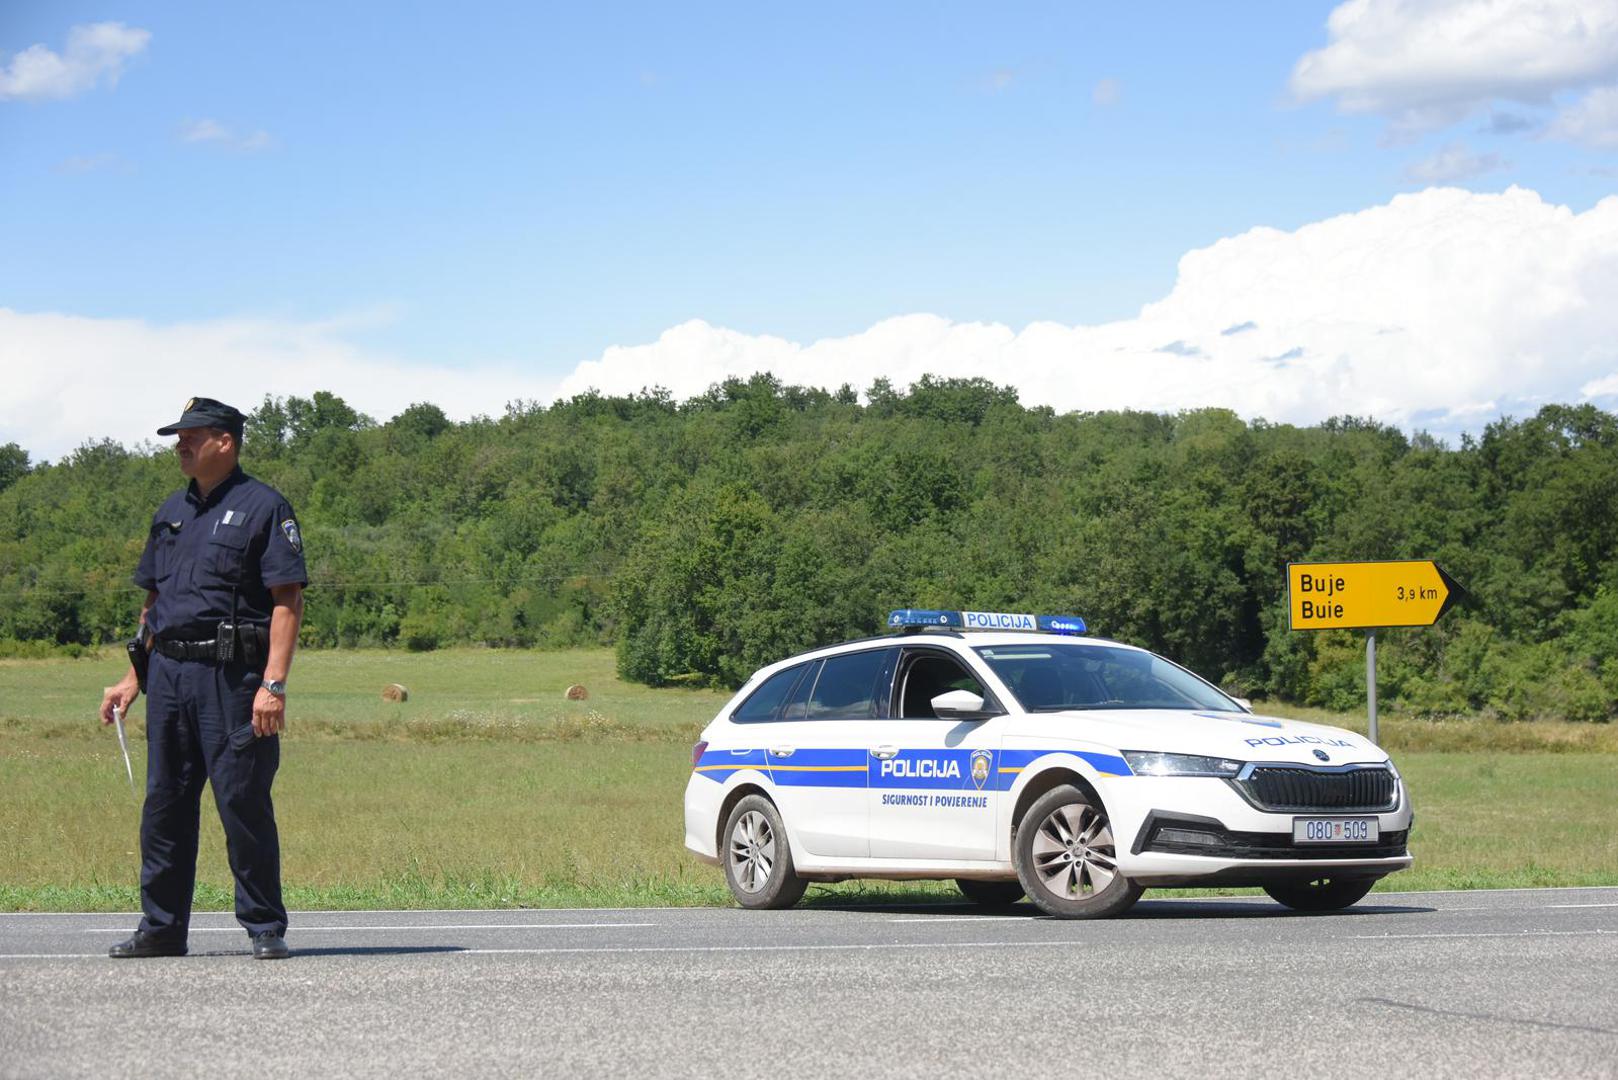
[1293,817,1379,843]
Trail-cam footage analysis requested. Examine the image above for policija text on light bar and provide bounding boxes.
[886,610,1088,635]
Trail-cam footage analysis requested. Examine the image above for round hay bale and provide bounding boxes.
[381,683,409,702]
[564,683,589,701]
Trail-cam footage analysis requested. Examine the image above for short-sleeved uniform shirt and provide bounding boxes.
[134,466,308,640]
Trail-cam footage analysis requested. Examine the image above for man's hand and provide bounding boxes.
[253,686,286,737]
[101,674,140,725]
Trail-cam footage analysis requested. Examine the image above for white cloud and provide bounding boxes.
[1092,78,1121,106]
[0,309,561,461]
[52,152,130,175]
[1549,84,1618,146]
[179,118,275,152]
[0,22,150,102]
[8,187,1618,460]
[559,186,1618,438]
[179,118,229,143]
[1402,140,1507,182]
[1290,0,1618,136]
[973,68,1017,95]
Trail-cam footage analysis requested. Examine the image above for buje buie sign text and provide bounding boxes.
[1288,560,1462,631]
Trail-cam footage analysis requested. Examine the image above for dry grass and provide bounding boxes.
[1250,700,1618,754]
[0,646,727,744]
[2,649,1614,910]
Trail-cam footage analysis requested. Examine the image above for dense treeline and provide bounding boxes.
[2,378,1617,720]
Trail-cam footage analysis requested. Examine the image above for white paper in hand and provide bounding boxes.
[112,705,137,799]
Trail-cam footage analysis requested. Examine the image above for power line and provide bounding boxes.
[0,573,616,600]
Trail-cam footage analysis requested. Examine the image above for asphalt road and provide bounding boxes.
[2,887,1616,1079]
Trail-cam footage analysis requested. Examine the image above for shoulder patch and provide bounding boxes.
[280,519,303,553]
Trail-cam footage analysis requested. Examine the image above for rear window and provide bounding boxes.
[805,649,890,720]
[732,663,808,723]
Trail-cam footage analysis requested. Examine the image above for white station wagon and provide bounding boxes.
[684,609,1412,918]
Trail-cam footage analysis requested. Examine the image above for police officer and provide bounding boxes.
[99,397,307,960]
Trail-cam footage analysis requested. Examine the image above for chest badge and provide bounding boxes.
[970,749,992,790]
[281,519,303,553]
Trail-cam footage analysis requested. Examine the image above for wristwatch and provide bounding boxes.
[264,679,288,697]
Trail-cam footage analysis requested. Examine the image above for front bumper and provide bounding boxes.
[1104,772,1414,887]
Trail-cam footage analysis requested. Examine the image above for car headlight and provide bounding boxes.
[1122,751,1244,777]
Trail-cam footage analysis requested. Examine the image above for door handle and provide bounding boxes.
[768,746,796,757]
[871,745,899,760]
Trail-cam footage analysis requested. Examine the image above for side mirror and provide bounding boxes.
[932,689,995,721]
[1233,697,1253,712]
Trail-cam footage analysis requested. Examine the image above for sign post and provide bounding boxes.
[1366,630,1377,745]
[1287,560,1463,745]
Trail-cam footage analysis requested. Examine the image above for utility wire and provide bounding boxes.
[0,573,616,599]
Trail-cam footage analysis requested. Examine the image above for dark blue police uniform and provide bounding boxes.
[133,464,307,941]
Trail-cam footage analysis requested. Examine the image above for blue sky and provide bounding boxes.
[4,2,1618,457]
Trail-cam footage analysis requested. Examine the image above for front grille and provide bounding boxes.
[1234,765,1398,812]
[1142,821,1409,861]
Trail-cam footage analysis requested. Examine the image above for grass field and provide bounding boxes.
[2,647,1615,911]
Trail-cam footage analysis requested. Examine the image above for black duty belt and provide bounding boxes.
[153,638,224,661]
[152,624,270,663]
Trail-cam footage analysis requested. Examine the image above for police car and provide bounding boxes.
[684,609,1412,918]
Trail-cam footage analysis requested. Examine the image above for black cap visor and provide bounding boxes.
[156,398,245,438]
[156,417,222,436]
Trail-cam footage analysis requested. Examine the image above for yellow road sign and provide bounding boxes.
[1288,560,1463,631]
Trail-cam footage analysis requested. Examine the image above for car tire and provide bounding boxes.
[954,878,1025,908]
[722,794,808,910]
[1013,785,1143,919]
[1263,876,1376,912]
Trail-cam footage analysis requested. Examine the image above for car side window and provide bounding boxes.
[805,649,890,720]
[897,651,989,718]
[780,660,823,720]
[732,662,809,723]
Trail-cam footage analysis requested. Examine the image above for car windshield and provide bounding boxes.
[973,643,1240,713]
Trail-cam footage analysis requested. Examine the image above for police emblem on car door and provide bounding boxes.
[970,749,992,790]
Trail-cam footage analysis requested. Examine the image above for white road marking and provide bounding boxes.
[0,953,104,960]
[1350,930,1618,941]
[2,939,1086,962]
[5,885,1617,924]
[1,905,697,917]
[83,922,655,934]
[1546,903,1618,909]
[463,939,1088,956]
[886,915,1044,923]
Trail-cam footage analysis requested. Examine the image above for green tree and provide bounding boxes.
[0,443,30,493]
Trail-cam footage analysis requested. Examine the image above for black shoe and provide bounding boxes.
[108,930,187,959]
[252,931,289,960]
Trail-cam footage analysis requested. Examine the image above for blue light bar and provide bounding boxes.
[886,610,1087,635]
[1035,615,1087,635]
[887,609,964,629]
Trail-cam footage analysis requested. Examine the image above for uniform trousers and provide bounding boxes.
[138,651,286,939]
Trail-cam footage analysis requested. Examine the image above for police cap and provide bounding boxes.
[156,397,246,440]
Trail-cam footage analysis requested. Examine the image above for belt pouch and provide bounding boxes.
[240,625,267,667]
[125,638,150,693]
